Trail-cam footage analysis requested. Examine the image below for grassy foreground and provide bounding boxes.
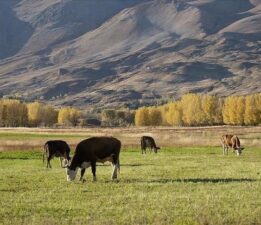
[0,147,260,225]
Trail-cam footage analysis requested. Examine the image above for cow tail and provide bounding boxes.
[236,136,240,149]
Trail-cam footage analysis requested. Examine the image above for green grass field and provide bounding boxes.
[0,147,260,225]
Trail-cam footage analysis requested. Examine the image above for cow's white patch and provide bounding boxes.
[81,162,91,168]
[111,164,117,180]
[66,168,78,181]
[236,149,242,156]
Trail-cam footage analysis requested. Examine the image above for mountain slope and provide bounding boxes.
[0,0,260,108]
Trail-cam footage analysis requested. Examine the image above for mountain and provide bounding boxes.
[0,0,260,108]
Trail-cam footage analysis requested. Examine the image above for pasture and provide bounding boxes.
[0,127,260,225]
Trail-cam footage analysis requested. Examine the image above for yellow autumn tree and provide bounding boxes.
[235,96,245,125]
[148,107,162,126]
[42,105,58,126]
[254,93,261,124]
[201,95,216,125]
[166,102,183,126]
[159,105,170,126]
[27,102,44,126]
[58,107,81,126]
[244,95,259,125]
[223,96,245,125]
[1,99,28,127]
[181,93,205,126]
[69,108,81,126]
[135,107,150,126]
[0,100,5,126]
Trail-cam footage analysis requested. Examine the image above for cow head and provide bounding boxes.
[235,147,244,156]
[63,161,77,181]
[154,147,160,153]
[66,167,78,181]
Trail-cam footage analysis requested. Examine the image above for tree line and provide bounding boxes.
[0,100,81,127]
[0,93,260,127]
[0,99,135,127]
[135,93,261,126]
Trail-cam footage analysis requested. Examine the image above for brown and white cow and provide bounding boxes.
[221,135,244,156]
[65,137,121,182]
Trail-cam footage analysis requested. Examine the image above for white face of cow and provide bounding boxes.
[66,168,78,181]
[236,147,244,156]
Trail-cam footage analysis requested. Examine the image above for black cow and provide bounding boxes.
[140,136,160,154]
[65,137,121,182]
[43,140,71,168]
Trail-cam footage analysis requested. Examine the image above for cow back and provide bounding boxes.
[222,135,241,149]
[45,140,70,157]
[70,137,121,168]
[141,136,157,149]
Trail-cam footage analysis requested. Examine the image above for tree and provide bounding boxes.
[69,108,81,126]
[244,95,259,125]
[1,99,28,127]
[159,105,170,126]
[166,102,183,126]
[101,110,116,126]
[58,107,81,126]
[148,107,162,126]
[223,96,245,125]
[27,102,44,126]
[42,105,58,126]
[135,107,150,126]
[181,93,205,126]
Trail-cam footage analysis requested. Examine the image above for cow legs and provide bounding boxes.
[222,144,228,155]
[47,160,51,168]
[47,156,52,168]
[225,146,228,155]
[111,163,118,180]
[91,162,97,182]
[79,169,86,182]
[111,155,119,180]
[60,157,63,167]
[222,144,226,155]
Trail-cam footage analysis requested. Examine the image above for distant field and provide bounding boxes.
[0,126,260,151]
[0,147,260,225]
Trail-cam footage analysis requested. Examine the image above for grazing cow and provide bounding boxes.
[221,135,244,156]
[140,136,160,154]
[65,137,121,182]
[43,140,71,168]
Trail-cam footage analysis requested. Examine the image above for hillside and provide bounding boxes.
[0,0,260,108]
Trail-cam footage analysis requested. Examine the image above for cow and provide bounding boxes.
[43,140,71,168]
[221,134,244,156]
[140,136,160,154]
[65,137,121,182]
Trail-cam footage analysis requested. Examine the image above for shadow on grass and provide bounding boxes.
[0,157,33,160]
[151,178,257,183]
[122,163,154,167]
[121,178,257,184]
[97,163,153,167]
